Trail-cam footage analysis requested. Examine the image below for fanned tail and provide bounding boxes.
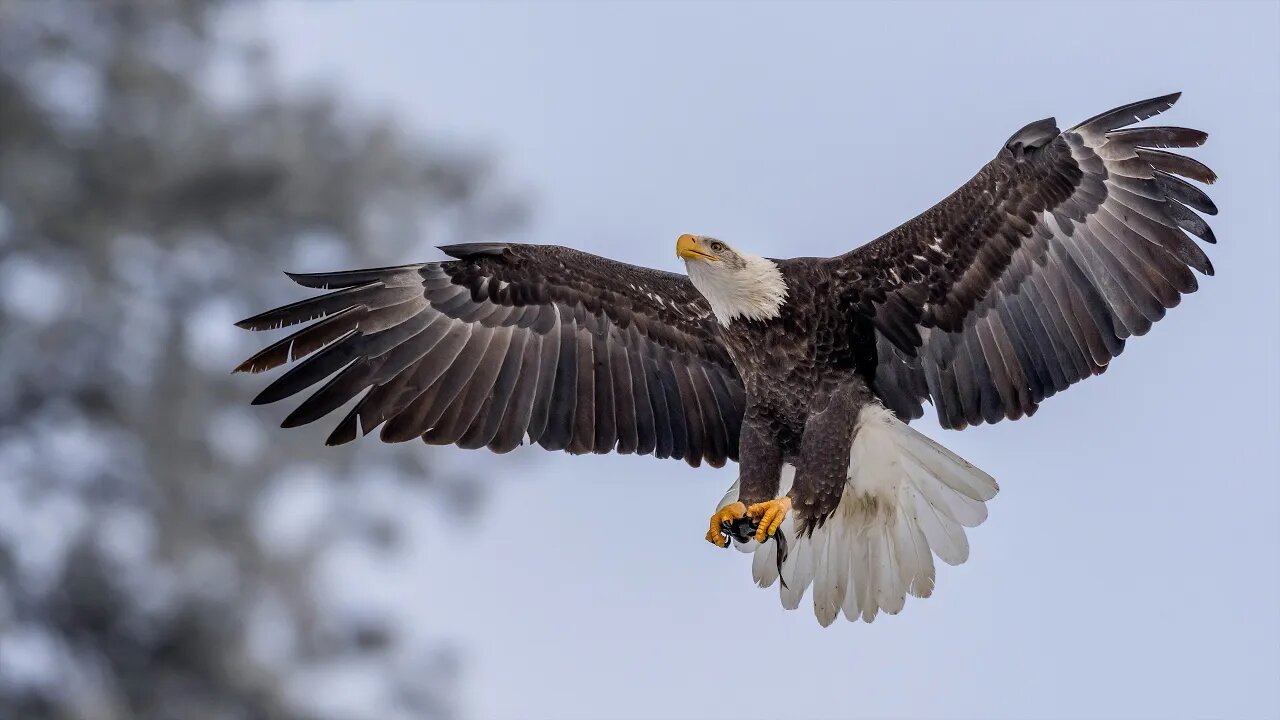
[719,405,998,625]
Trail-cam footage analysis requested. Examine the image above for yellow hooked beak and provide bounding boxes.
[676,233,717,262]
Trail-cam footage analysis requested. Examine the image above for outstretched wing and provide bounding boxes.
[235,243,745,467]
[832,93,1217,428]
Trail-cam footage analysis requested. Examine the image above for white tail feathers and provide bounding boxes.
[718,405,998,625]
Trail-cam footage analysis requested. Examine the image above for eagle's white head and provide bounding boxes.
[676,234,788,326]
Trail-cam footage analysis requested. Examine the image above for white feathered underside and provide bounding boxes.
[717,405,998,625]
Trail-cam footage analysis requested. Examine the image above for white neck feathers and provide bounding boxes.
[686,253,789,326]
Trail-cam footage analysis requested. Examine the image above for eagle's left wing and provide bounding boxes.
[830,93,1217,428]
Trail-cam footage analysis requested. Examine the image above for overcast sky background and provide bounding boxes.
[250,2,1279,718]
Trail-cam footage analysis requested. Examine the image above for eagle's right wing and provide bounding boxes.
[235,243,745,467]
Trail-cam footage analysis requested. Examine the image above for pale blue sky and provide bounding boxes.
[257,2,1279,718]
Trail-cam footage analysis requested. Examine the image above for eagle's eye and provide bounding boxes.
[709,241,726,253]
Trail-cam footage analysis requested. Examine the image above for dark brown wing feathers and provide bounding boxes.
[236,245,744,467]
[239,93,1217,458]
[838,93,1217,429]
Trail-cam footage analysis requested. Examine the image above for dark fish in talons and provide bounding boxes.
[720,516,789,588]
[720,516,757,544]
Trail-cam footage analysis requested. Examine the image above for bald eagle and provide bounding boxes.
[236,94,1217,625]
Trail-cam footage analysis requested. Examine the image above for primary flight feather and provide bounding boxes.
[236,93,1216,625]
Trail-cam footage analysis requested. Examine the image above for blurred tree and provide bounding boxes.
[0,1,524,718]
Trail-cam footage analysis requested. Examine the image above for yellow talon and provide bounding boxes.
[706,501,746,547]
[746,496,792,543]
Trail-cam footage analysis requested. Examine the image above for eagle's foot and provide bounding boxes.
[706,502,746,547]
[746,496,792,543]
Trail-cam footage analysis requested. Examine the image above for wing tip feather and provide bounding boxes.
[1073,91,1183,134]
